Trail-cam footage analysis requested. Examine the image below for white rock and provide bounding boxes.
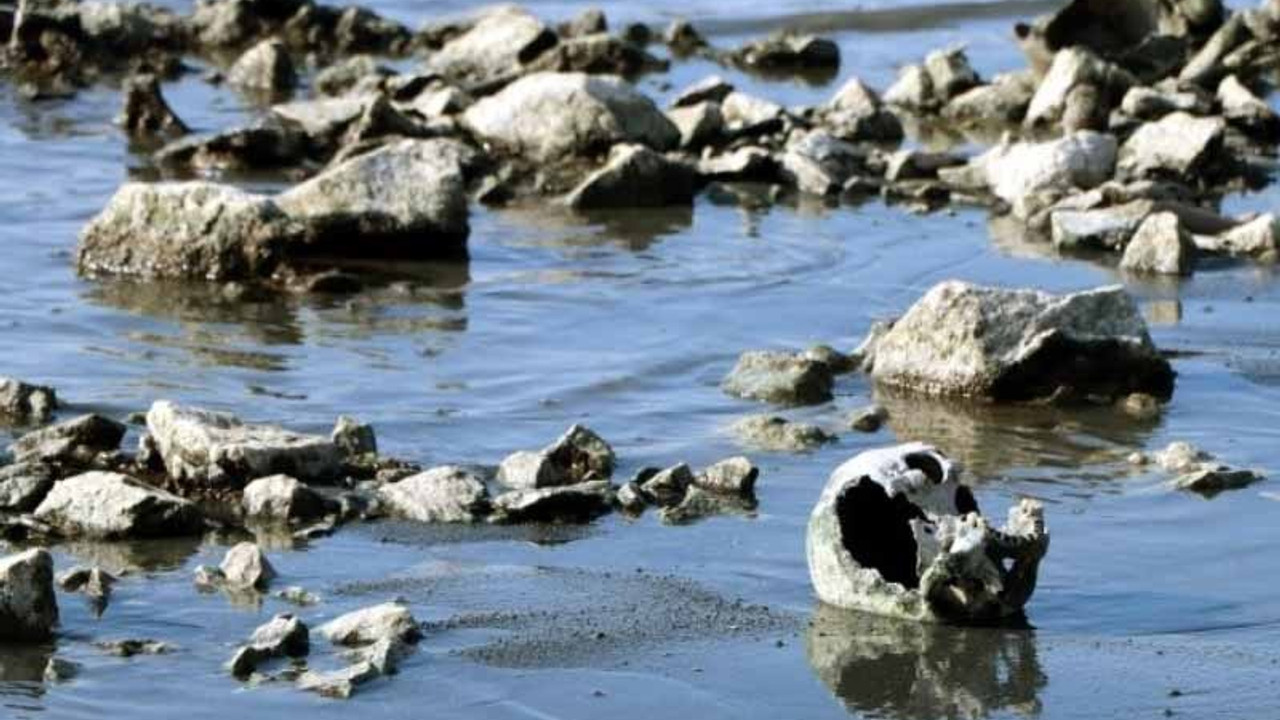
[378,466,490,523]
[34,471,202,539]
[1120,212,1196,275]
[318,601,420,646]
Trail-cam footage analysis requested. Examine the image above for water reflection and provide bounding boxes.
[874,387,1159,478]
[0,642,52,701]
[60,537,202,575]
[499,204,695,252]
[806,604,1046,720]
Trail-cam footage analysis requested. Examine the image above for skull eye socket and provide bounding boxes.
[836,479,927,591]
[903,452,945,484]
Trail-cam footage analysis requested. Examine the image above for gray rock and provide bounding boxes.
[639,463,694,506]
[723,350,834,406]
[781,130,868,197]
[923,47,979,100]
[1154,441,1210,473]
[378,466,490,523]
[331,415,376,456]
[228,613,309,679]
[1049,200,1153,251]
[658,484,755,525]
[1180,12,1249,86]
[497,424,616,489]
[524,32,668,76]
[95,638,170,656]
[10,413,126,465]
[720,90,785,131]
[559,7,607,38]
[973,131,1117,217]
[885,150,965,183]
[615,481,647,514]
[77,182,297,281]
[272,94,376,144]
[670,75,733,108]
[807,443,1048,622]
[731,33,839,71]
[566,144,695,209]
[1172,465,1264,495]
[695,456,758,496]
[666,101,723,149]
[242,474,332,524]
[491,480,614,523]
[344,634,411,675]
[862,280,1175,402]
[1195,214,1279,260]
[0,548,58,641]
[465,72,677,162]
[1217,74,1279,136]
[0,377,56,424]
[1117,112,1226,181]
[0,462,55,512]
[1119,85,1210,120]
[408,84,474,117]
[664,19,707,53]
[298,660,379,699]
[697,147,777,182]
[732,415,835,453]
[884,64,936,111]
[943,71,1035,123]
[1028,0,1222,61]
[34,471,201,539]
[220,542,276,590]
[1024,48,1133,128]
[850,405,889,433]
[275,138,470,260]
[117,74,188,138]
[145,400,342,488]
[44,657,79,683]
[1120,212,1196,275]
[314,55,392,97]
[824,76,903,143]
[227,39,296,93]
[318,601,420,646]
[427,6,555,83]
[152,122,309,174]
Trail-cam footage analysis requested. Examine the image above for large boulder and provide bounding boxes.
[76,182,299,281]
[144,401,342,488]
[378,466,490,523]
[807,443,1048,623]
[0,549,58,641]
[275,138,470,259]
[462,72,679,161]
[33,471,202,539]
[862,281,1174,402]
[426,6,555,83]
[565,144,695,209]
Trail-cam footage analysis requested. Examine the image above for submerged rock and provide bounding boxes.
[491,480,614,523]
[0,377,57,424]
[1172,465,1264,495]
[242,474,332,523]
[566,144,695,209]
[144,400,342,488]
[77,182,298,281]
[0,548,58,641]
[378,466,490,523]
[117,74,188,138]
[861,281,1174,403]
[732,415,835,453]
[808,443,1048,623]
[463,72,678,161]
[723,350,834,406]
[275,138,470,260]
[34,471,202,539]
[497,424,615,489]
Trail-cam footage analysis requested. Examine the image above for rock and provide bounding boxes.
[697,147,778,183]
[1172,466,1264,495]
[973,132,1117,216]
[318,601,420,646]
[0,548,58,641]
[695,456,758,496]
[345,634,411,675]
[614,481,647,514]
[666,102,723,149]
[731,33,839,72]
[1060,83,1107,131]
[95,639,169,657]
[638,463,694,506]
[850,405,889,433]
[275,138,470,260]
[862,281,1175,402]
[559,8,606,37]
[144,400,342,488]
[333,94,435,150]
[943,71,1035,123]
[378,466,490,523]
[492,480,613,523]
[33,471,201,539]
[1179,12,1249,86]
[227,38,296,94]
[1120,212,1196,275]
[314,55,392,97]
[152,121,309,174]
[670,75,733,108]
[722,350,834,406]
[298,660,379,699]
[10,413,126,465]
[1031,0,1224,61]
[803,345,858,374]
[427,6,555,83]
[658,484,755,525]
[824,76,904,143]
[1049,200,1153,251]
[0,462,55,511]
[1217,74,1279,136]
[44,657,79,683]
[497,424,615,489]
[884,64,936,111]
[117,74,187,138]
[566,144,695,210]
[664,19,706,53]
[781,130,868,197]
[1196,214,1279,260]
[228,613,309,678]
[1117,112,1226,181]
[732,415,835,453]
[242,474,332,524]
[1024,48,1133,129]
[57,566,116,599]
[331,415,376,456]
[219,542,276,590]
[1119,85,1210,120]
[77,182,297,281]
[524,33,667,76]
[720,91,785,132]
[1154,441,1210,473]
[408,84,473,117]
[0,377,57,424]
[923,47,979,100]
[807,443,1049,622]
[464,72,677,161]
[276,586,319,606]
[1119,392,1162,420]
[271,94,374,144]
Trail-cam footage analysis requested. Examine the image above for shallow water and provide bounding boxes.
[2,0,1280,718]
